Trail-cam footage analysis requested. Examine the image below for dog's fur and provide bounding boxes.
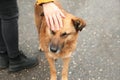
[34,0,86,80]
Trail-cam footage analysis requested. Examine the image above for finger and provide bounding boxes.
[57,13,63,28]
[45,16,50,29]
[53,14,59,30]
[59,10,65,18]
[49,16,55,31]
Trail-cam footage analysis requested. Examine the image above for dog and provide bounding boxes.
[34,0,86,80]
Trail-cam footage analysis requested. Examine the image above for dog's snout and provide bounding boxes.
[50,45,58,53]
[50,44,59,53]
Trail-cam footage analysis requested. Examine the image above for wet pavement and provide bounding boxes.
[0,0,120,80]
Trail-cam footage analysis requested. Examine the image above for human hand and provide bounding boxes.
[43,2,65,31]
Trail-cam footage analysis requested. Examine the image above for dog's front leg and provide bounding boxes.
[46,56,57,80]
[62,57,70,80]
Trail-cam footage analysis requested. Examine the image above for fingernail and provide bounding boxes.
[52,28,54,31]
[62,14,66,18]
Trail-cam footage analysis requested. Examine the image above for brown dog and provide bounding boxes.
[34,0,86,80]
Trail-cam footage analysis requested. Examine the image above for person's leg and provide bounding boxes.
[1,14,38,72]
[0,18,9,69]
[1,14,19,58]
[1,5,38,72]
[0,18,7,52]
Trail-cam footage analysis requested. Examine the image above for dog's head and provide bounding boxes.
[48,14,86,54]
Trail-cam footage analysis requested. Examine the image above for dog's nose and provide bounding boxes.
[50,45,58,53]
[50,44,59,53]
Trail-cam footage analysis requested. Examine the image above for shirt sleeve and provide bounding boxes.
[37,0,54,5]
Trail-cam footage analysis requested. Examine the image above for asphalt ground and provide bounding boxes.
[0,0,120,80]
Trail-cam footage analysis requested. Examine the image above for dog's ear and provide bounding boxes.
[72,18,86,31]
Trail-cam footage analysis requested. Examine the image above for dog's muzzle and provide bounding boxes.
[49,43,60,54]
[49,42,64,54]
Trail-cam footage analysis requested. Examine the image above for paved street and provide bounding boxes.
[0,0,120,80]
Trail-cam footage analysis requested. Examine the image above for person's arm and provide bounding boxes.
[37,0,65,31]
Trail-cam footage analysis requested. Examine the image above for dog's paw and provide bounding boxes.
[62,77,68,80]
[38,46,44,52]
[50,78,56,80]
[50,76,57,80]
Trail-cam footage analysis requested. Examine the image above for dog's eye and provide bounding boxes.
[51,30,56,35]
[61,32,68,37]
